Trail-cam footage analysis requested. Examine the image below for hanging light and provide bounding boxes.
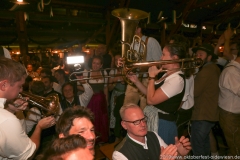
[10,0,29,5]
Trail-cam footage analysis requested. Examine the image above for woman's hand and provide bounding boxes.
[75,74,86,84]
[148,66,162,78]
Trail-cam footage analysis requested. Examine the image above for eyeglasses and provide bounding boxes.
[122,116,148,125]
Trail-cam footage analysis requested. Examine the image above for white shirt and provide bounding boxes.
[156,71,184,98]
[181,75,194,110]
[0,98,36,160]
[216,57,228,66]
[79,83,94,107]
[53,82,62,94]
[112,132,167,160]
[25,107,41,134]
[219,60,240,113]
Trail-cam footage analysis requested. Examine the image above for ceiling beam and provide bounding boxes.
[84,25,106,45]
[0,27,105,37]
[212,11,240,22]
[0,10,106,25]
[51,0,105,10]
[204,0,239,43]
[191,0,221,9]
[169,0,197,38]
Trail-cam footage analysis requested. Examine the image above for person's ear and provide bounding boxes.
[121,121,127,130]
[0,80,8,91]
[59,133,65,138]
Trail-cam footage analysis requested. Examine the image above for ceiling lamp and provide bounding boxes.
[10,0,29,5]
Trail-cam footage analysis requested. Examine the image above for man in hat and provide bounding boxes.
[191,43,220,157]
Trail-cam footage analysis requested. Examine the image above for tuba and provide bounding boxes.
[19,91,60,117]
[112,8,149,63]
[112,8,149,85]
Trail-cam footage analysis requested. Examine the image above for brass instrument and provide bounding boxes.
[19,91,60,117]
[112,8,149,63]
[68,8,203,85]
[68,58,203,84]
[123,57,203,85]
[112,8,149,84]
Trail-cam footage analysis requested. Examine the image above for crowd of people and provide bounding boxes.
[0,23,239,160]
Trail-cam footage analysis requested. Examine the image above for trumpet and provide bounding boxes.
[69,58,203,85]
[18,91,60,117]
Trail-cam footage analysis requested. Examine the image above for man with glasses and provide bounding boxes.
[113,103,191,160]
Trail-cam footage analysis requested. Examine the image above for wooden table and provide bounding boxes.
[99,140,121,160]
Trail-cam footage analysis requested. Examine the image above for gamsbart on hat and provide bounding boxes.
[192,43,218,60]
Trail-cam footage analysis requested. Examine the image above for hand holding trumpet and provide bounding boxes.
[5,98,29,114]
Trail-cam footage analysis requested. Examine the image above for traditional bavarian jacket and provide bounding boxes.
[113,131,161,160]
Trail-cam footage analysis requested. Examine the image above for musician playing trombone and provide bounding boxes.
[127,43,187,145]
[123,21,163,110]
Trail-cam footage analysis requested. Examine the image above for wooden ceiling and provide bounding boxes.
[0,0,239,52]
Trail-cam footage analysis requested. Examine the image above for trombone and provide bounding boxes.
[69,57,203,85]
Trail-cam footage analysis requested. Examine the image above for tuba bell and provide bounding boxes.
[19,91,60,117]
[112,8,149,63]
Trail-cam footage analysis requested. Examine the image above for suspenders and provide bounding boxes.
[142,36,149,61]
